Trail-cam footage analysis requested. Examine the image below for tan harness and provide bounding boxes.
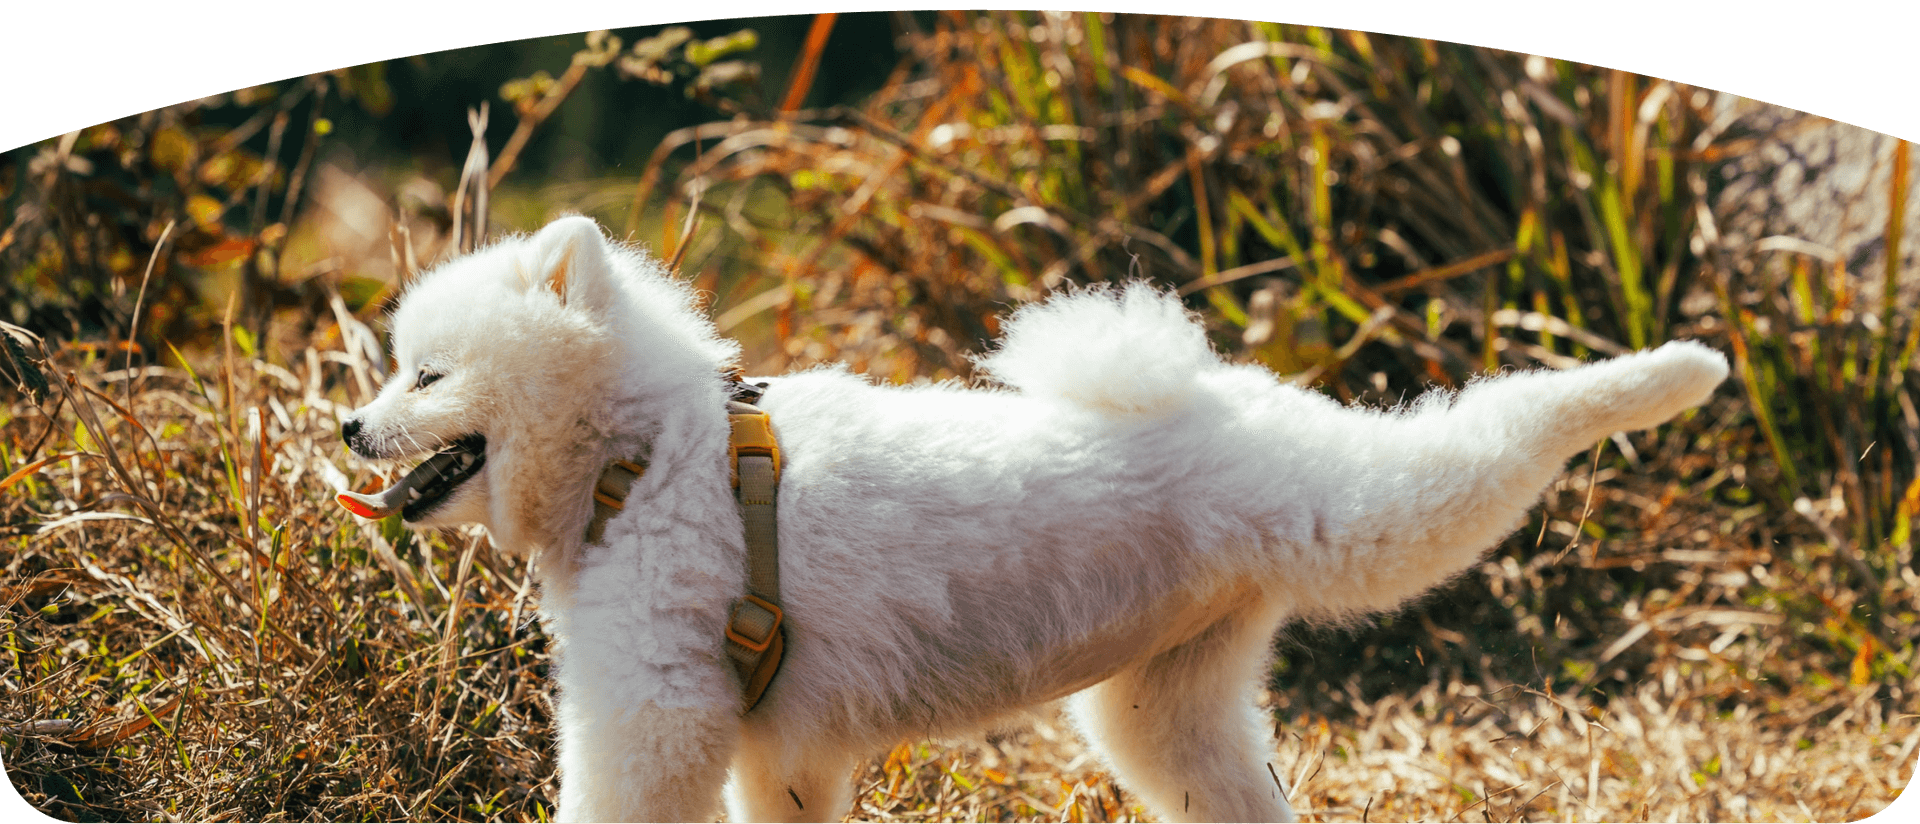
[584,380,787,712]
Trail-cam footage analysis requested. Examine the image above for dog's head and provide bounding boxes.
[338,216,629,549]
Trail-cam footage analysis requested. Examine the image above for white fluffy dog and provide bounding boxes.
[339,216,1728,822]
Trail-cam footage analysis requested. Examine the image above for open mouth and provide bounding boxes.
[336,434,487,521]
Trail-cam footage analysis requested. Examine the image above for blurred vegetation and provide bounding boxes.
[0,14,899,352]
[3,10,1916,822]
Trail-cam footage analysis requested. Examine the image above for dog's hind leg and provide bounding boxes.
[725,733,855,823]
[1068,601,1296,823]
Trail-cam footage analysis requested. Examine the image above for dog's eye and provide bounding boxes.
[415,370,443,390]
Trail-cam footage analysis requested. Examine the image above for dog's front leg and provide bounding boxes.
[726,729,856,823]
[547,608,741,822]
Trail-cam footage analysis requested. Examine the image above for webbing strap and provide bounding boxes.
[723,402,785,711]
[583,394,787,713]
[734,454,781,600]
[584,459,646,545]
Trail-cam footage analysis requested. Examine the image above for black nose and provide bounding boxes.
[341,416,361,445]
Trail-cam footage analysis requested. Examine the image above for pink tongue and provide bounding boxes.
[337,487,405,520]
[335,450,465,520]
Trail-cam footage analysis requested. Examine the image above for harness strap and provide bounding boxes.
[584,459,645,545]
[722,398,785,711]
[583,381,787,713]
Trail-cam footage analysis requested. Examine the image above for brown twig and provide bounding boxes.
[781,13,840,114]
[489,62,588,191]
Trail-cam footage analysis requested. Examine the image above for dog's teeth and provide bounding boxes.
[409,488,422,500]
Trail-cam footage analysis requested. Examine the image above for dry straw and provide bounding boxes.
[3,11,1915,821]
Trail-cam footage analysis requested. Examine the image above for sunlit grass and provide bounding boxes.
[4,10,1916,822]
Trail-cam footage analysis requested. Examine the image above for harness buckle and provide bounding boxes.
[726,594,784,653]
[729,409,781,487]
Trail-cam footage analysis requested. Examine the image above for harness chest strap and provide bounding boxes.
[583,395,787,713]
[722,400,785,711]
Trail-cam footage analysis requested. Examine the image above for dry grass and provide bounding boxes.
[4,10,1919,822]
[850,684,1917,822]
[2,357,1912,822]
[8,339,1907,822]
[2,335,561,821]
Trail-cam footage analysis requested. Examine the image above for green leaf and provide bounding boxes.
[232,325,257,359]
[630,26,693,65]
[685,29,758,68]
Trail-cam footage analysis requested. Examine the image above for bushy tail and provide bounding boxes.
[1446,341,1730,459]
[976,284,1220,415]
[1294,342,1728,614]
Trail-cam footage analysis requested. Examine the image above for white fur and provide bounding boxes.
[341,216,1729,823]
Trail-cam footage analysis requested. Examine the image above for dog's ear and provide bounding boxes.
[529,216,616,313]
